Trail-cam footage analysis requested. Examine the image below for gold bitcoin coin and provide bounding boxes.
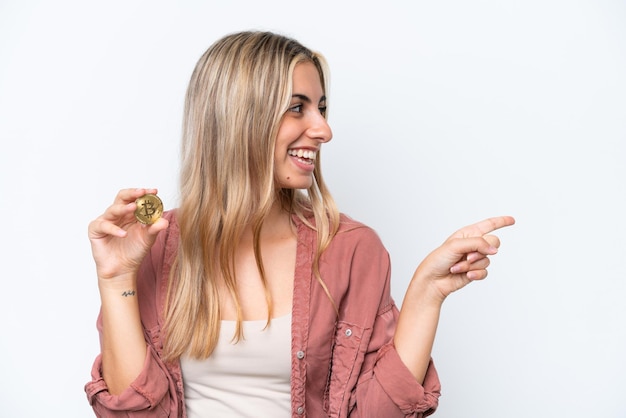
[134,193,164,225]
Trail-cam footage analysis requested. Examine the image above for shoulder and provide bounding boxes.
[320,214,393,305]
[294,211,384,247]
[335,213,385,248]
[336,213,377,234]
[319,213,389,263]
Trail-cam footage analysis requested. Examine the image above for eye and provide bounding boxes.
[318,106,327,116]
[288,104,303,113]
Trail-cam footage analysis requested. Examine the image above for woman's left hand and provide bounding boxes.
[395,215,515,382]
[412,216,516,303]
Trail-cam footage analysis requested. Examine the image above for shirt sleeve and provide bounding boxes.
[345,307,441,418]
[85,344,174,417]
[343,226,441,417]
[352,308,441,417]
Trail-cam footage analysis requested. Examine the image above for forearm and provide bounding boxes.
[98,274,147,395]
[394,278,443,384]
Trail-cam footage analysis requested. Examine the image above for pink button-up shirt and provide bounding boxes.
[85,210,441,417]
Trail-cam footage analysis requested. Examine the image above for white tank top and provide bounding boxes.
[180,314,292,418]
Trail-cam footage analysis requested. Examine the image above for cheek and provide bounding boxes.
[276,120,302,145]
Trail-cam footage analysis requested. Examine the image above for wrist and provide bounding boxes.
[98,273,137,293]
[405,272,446,308]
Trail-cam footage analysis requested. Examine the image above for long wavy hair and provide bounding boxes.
[162,31,340,361]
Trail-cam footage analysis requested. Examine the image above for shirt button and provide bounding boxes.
[296,350,305,359]
[345,329,352,337]
[296,406,304,414]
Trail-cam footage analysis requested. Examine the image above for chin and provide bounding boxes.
[278,180,313,190]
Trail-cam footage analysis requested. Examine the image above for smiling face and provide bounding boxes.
[274,61,332,190]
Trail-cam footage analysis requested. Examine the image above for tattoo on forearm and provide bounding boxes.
[122,290,136,297]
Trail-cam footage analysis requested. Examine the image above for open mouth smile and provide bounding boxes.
[288,148,317,165]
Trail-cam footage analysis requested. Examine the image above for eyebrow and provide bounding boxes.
[291,94,326,104]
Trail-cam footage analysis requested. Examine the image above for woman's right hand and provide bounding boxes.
[88,188,169,280]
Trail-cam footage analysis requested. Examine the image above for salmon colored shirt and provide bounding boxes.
[85,210,441,417]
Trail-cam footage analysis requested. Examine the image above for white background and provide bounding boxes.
[1,1,625,417]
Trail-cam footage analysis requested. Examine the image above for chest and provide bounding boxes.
[180,314,292,417]
[219,234,297,321]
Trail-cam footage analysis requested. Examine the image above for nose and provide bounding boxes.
[307,113,333,143]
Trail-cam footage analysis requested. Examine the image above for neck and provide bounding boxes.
[241,200,294,245]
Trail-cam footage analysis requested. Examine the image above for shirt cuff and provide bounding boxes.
[85,345,170,411]
[373,343,441,415]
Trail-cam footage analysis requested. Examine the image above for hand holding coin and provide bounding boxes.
[88,188,169,281]
[134,193,164,225]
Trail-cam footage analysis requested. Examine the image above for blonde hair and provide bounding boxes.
[163,31,340,361]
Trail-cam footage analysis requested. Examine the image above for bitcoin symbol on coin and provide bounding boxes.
[134,194,163,225]
[141,201,157,218]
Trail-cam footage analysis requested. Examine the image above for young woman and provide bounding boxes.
[85,31,514,418]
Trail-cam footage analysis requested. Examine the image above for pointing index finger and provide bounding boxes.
[458,216,516,238]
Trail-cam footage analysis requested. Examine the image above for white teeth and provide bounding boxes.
[288,149,317,160]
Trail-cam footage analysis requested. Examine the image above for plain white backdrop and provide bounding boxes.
[1,1,625,417]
